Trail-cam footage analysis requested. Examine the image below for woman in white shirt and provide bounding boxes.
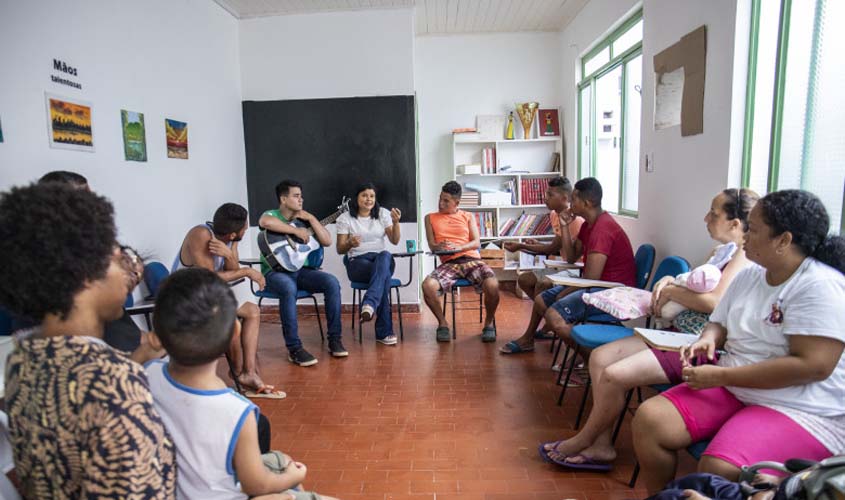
[632,190,845,494]
[336,183,402,345]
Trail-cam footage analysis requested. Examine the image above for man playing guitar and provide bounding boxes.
[259,180,347,366]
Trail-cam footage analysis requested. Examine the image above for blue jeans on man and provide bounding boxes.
[344,251,395,340]
[265,268,342,352]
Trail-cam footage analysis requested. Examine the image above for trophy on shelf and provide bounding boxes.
[515,102,539,139]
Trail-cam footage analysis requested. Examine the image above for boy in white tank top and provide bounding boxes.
[145,268,339,500]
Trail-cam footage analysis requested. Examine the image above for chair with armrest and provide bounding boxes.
[240,250,325,343]
[562,255,690,426]
[347,251,421,343]
[431,252,496,340]
[551,244,657,392]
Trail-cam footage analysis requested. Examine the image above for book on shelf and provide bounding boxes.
[472,211,495,238]
[457,163,481,175]
[520,178,551,205]
[551,152,561,171]
[452,127,477,134]
[481,147,497,174]
[460,191,480,206]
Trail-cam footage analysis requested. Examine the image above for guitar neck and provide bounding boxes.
[303,209,343,235]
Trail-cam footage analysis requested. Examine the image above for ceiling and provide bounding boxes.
[213,0,590,34]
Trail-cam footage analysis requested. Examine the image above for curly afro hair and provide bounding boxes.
[759,189,845,274]
[0,183,117,321]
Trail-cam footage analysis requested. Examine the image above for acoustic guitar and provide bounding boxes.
[258,197,349,272]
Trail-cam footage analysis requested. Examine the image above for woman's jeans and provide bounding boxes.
[345,251,395,339]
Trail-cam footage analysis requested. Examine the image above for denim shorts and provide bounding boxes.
[540,286,605,324]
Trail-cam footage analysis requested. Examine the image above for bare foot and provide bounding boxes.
[562,443,617,464]
[237,372,266,392]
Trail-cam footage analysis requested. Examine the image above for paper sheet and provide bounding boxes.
[655,68,684,129]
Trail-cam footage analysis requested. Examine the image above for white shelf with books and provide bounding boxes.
[452,111,564,275]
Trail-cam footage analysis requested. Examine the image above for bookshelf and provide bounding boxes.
[452,130,564,274]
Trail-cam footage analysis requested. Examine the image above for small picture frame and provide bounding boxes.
[45,93,95,152]
[539,108,560,136]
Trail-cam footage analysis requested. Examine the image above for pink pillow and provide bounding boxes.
[582,287,652,320]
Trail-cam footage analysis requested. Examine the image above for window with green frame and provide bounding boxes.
[742,0,845,233]
[578,11,643,216]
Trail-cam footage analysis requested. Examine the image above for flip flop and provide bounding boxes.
[533,330,555,340]
[499,340,535,354]
[243,386,287,400]
[540,445,613,472]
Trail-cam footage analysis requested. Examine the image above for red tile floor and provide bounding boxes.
[241,292,696,500]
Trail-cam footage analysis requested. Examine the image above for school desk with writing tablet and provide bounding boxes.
[544,260,584,270]
[634,328,700,352]
[546,273,624,288]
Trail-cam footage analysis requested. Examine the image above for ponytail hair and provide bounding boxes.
[758,190,845,274]
[721,187,759,231]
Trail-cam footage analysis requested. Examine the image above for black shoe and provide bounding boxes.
[288,348,318,367]
[329,338,349,357]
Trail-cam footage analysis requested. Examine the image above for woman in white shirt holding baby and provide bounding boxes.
[336,183,402,345]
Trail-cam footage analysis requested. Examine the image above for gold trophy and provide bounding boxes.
[515,102,539,139]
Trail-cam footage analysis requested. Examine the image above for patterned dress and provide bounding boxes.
[5,333,176,499]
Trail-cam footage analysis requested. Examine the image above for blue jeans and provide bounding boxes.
[265,268,341,352]
[345,251,395,339]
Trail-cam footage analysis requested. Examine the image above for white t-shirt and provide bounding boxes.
[336,207,393,258]
[711,258,845,416]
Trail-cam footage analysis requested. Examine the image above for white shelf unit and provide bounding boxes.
[452,132,564,274]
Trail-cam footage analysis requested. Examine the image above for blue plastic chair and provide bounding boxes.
[347,252,419,344]
[433,254,495,340]
[241,249,326,342]
[126,261,170,330]
[559,255,689,415]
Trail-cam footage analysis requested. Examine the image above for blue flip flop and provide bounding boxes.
[499,340,535,354]
[538,441,613,471]
[538,441,563,463]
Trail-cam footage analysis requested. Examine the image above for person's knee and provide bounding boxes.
[533,293,548,311]
[517,273,536,291]
[482,277,499,294]
[632,397,668,438]
[422,278,440,297]
[239,302,260,320]
[601,362,629,388]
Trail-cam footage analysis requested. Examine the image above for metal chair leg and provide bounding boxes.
[612,389,635,444]
[574,375,591,429]
[478,290,483,323]
[394,287,404,341]
[629,462,640,488]
[451,288,457,339]
[552,338,564,368]
[557,346,580,406]
[351,287,356,331]
[556,345,570,383]
[311,296,324,342]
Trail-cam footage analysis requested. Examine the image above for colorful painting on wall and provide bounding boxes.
[45,93,94,152]
[539,108,560,136]
[165,118,188,159]
[121,110,147,162]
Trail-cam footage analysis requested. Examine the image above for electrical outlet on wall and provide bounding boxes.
[644,152,655,172]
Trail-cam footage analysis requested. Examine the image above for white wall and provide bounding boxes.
[0,0,247,267]
[559,0,746,266]
[238,8,420,305]
[415,32,563,274]
[239,9,415,101]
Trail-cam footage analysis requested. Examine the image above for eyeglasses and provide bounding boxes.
[119,245,143,285]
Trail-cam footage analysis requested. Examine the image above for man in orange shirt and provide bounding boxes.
[423,181,499,343]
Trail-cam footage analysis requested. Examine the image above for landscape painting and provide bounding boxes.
[121,110,147,162]
[45,93,94,152]
[165,118,188,159]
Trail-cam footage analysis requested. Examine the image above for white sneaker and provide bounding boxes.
[376,335,398,345]
[361,304,374,322]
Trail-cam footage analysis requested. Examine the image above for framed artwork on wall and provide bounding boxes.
[539,108,560,136]
[45,93,94,152]
[121,110,147,162]
[165,118,188,159]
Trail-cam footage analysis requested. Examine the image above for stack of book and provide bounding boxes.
[520,178,553,205]
[498,212,555,237]
[473,211,495,237]
[461,190,480,206]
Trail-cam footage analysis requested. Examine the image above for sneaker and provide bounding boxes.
[288,348,318,367]
[329,338,349,357]
[376,335,398,346]
[360,304,374,322]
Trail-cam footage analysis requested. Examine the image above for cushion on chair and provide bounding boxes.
[571,324,634,349]
[453,279,473,288]
[582,286,652,320]
[350,282,369,290]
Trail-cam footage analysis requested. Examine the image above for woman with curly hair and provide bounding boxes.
[0,183,176,499]
[632,190,845,494]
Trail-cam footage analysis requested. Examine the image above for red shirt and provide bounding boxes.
[577,212,636,286]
